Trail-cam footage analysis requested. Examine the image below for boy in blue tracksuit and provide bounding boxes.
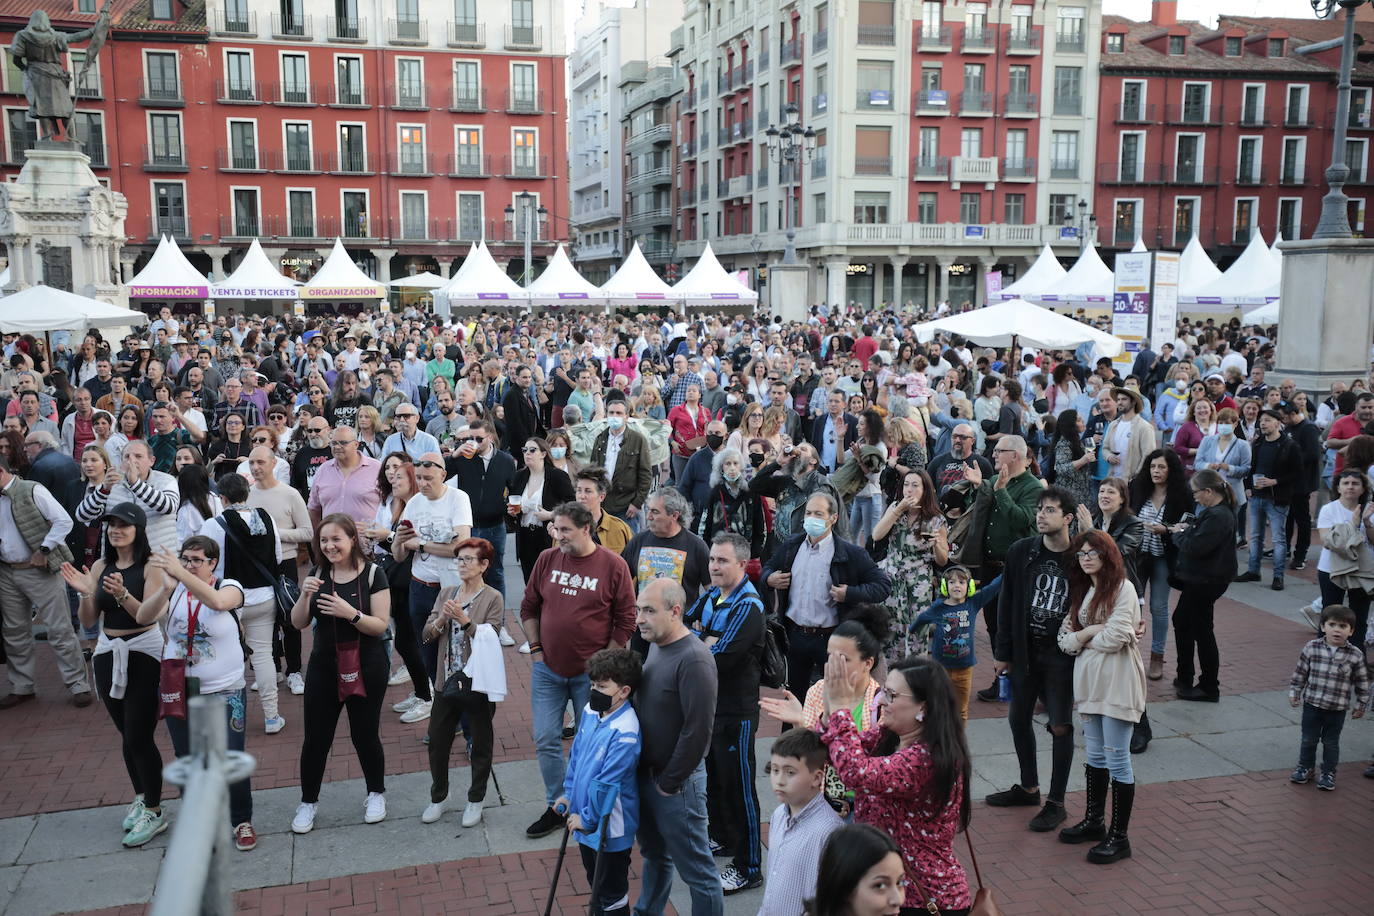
[557,648,643,916]
[911,565,1003,722]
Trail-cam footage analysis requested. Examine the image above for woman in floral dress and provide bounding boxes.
[872,469,947,659]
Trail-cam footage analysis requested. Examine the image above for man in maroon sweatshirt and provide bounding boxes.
[520,500,637,838]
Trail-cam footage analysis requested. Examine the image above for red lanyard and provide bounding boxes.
[181,590,203,665]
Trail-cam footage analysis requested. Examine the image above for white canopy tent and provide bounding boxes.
[998,245,1067,301]
[1181,232,1281,309]
[212,239,298,300]
[1130,237,1148,252]
[670,242,758,307]
[389,271,447,289]
[0,285,148,333]
[599,242,673,308]
[437,242,527,314]
[913,298,1124,356]
[1036,245,1113,305]
[1177,233,1223,298]
[1245,300,1280,324]
[527,244,603,307]
[127,235,209,299]
[301,239,386,300]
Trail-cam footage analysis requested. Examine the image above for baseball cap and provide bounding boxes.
[101,502,147,528]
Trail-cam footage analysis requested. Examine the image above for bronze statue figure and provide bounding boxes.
[9,2,112,143]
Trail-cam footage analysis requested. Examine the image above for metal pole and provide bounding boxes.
[523,196,533,288]
[782,148,797,265]
[1314,2,1361,239]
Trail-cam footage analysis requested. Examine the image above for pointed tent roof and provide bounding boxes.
[0,285,149,333]
[301,239,385,299]
[913,299,1123,356]
[389,271,447,289]
[671,242,759,302]
[527,244,603,302]
[440,241,525,303]
[599,242,673,300]
[212,239,298,299]
[1177,233,1222,296]
[1182,231,1281,309]
[999,245,1068,300]
[1037,245,1113,303]
[1131,237,1148,252]
[127,235,209,298]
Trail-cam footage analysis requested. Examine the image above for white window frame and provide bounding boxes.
[142,48,180,85]
[1281,135,1307,182]
[333,53,365,105]
[1120,79,1146,120]
[1233,196,1260,242]
[1236,135,1263,183]
[222,47,255,82]
[1239,82,1265,125]
[225,117,259,169]
[398,189,428,238]
[285,186,316,236]
[455,190,485,239]
[340,187,372,232]
[511,126,540,165]
[1180,80,1211,118]
[68,48,101,97]
[1278,197,1302,240]
[1285,84,1310,124]
[394,55,424,104]
[396,122,426,172]
[1112,197,1143,243]
[1172,195,1200,246]
[229,184,262,234]
[1346,136,1369,183]
[1173,132,1204,182]
[145,110,185,160]
[1118,130,1145,181]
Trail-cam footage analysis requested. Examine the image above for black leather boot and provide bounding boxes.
[1058,765,1108,844]
[1130,710,1152,754]
[1087,780,1135,864]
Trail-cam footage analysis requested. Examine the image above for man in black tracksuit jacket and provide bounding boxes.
[684,532,767,893]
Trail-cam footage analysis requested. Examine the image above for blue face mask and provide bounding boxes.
[549,446,567,460]
[1218,423,1234,437]
[607,416,625,430]
[803,517,829,539]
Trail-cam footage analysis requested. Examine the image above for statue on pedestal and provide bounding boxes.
[9,2,112,143]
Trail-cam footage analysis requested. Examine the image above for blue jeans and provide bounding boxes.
[1298,703,1346,775]
[1137,553,1172,655]
[1247,497,1289,578]
[165,688,252,827]
[530,660,590,805]
[408,578,441,686]
[847,493,883,546]
[634,763,724,916]
[471,524,507,600]
[1080,713,1135,784]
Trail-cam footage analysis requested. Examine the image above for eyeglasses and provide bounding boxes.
[178,556,209,567]
[877,686,912,704]
[456,555,482,565]
[396,413,418,419]
[329,440,355,448]
[251,437,271,444]
[521,446,540,454]
[1076,549,1102,561]
[415,460,444,469]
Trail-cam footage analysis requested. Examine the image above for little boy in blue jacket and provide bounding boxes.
[911,565,1003,721]
[557,648,643,916]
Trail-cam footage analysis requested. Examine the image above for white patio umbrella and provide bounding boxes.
[913,298,1124,356]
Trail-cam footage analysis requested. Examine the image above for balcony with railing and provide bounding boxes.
[811,93,828,115]
[962,28,995,52]
[626,208,672,229]
[271,13,311,39]
[630,121,672,146]
[757,165,769,188]
[82,140,107,168]
[857,88,896,110]
[149,214,191,241]
[269,81,316,106]
[446,152,491,177]
[1008,30,1041,53]
[388,217,446,241]
[1279,162,1312,185]
[332,82,370,107]
[1003,157,1035,180]
[952,156,999,184]
[387,151,433,176]
[1097,161,1163,184]
[915,89,952,114]
[727,174,753,198]
[812,30,828,53]
[1050,158,1078,179]
[792,222,1073,249]
[681,184,696,206]
[918,26,953,50]
[143,143,187,171]
[504,89,545,114]
[216,146,266,172]
[959,90,992,114]
[219,213,261,239]
[1236,163,1267,186]
[1165,103,1221,125]
[139,78,183,106]
[1172,163,1220,185]
[390,82,427,109]
[450,86,487,112]
[1239,105,1270,128]
[389,17,427,45]
[913,155,949,179]
[503,155,548,178]
[1004,92,1037,116]
[329,150,373,174]
[320,215,382,239]
[855,156,892,176]
[811,157,827,178]
[212,9,257,36]
[448,21,485,48]
[283,217,318,239]
[1053,93,1082,116]
[216,79,261,104]
[505,25,542,50]
[1056,33,1085,53]
[781,37,803,65]
[1117,102,1156,124]
[857,25,895,46]
[327,16,366,41]
[1283,109,1316,128]
[280,149,328,173]
[628,166,672,188]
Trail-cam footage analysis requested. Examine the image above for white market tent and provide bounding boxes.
[0,285,148,333]
[527,244,603,306]
[212,238,298,300]
[998,245,1067,300]
[1181,231,1281,309]
[1131,237,1148,252]
[127,235,209,299]
[389,271,447,289]
[599,242,673,307]
[301,239,386,300]
[1036,244,1113,304]
[1177,233,1223,298]
[438,241,526,311]
[914,298,1124,356]
[670,242,758,306]
[1245,300,1280,324]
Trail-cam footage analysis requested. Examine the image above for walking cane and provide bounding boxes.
[543,801,573,916]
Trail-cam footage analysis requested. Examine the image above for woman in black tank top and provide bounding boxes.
[61,501,170,847]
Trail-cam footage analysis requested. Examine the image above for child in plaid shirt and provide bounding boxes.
[1289,605,1370,791]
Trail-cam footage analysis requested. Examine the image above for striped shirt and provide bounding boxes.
[759,793,844,916]
[1138,498,1165,557]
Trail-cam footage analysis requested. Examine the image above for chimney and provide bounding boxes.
[1152,0,1177,26]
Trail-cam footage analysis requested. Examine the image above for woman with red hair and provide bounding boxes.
[1056,530,1145,866]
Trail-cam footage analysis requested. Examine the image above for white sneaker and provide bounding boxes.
[421,795,448,824]
[388,667,412,686]
[249,681,258,692]
[364,792,387,824]
[264,715,286,735]
[291,802,317,834]
[393,693,420,714]
[399,699,432,724]
[286,672,305,695]
[461,800,484,828]
[498,628,516,647]
[518,641,531,655]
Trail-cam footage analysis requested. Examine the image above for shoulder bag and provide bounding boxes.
[220,508,302,616]
[910,830,1002,916]
[159,588,202,721]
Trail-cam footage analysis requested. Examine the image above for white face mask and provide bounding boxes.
[1174,380,1186,392]
[726,393,738,405]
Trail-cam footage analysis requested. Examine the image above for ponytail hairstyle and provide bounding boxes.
[830,603,892,676]
[1189,468,1235,509]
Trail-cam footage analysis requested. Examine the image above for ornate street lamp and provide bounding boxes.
[764,102,816,264]
[1312,0,1367,239]
[503,190,547,286]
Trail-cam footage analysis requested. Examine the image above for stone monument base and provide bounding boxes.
[1274,237,1374,393]
[767,263,809,324]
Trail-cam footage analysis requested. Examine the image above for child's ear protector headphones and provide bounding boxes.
[939,576,976,597]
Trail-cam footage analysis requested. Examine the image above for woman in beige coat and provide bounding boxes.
[1056,529,1145,866]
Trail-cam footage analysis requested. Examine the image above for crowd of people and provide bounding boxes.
[0,301,1370,915]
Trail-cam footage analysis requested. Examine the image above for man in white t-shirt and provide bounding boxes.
[392,452,472,723]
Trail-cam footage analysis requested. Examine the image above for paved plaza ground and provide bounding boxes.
[1,542,1371,915]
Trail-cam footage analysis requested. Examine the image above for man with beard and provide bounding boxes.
[748,443,847,546]
[424,389,465,448]
[926,423,994,497]
[290,416,334,503]
[326,371,367,429]
[518,502,637,839]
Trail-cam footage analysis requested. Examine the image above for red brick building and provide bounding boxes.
[1095,2,1374,259]
[0,0,566,288]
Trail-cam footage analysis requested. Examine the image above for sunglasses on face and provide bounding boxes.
[415,460,444,469]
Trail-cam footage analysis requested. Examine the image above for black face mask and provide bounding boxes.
[706,434,725,450]
[749,453,765,467]
[588,688,616,714]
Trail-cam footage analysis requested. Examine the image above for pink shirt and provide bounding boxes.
[307,455,381,536]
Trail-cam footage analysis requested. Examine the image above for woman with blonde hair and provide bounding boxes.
[356,406,384,458]
[635,383,666,420]
[727,402,765,454]
[884,416,928,479]
[760,405,789,452]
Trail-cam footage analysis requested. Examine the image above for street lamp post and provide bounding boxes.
[1312,0,1367,239]
[764,102,816,265]
[503,191,547,286]
[1072,198,1097,253]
